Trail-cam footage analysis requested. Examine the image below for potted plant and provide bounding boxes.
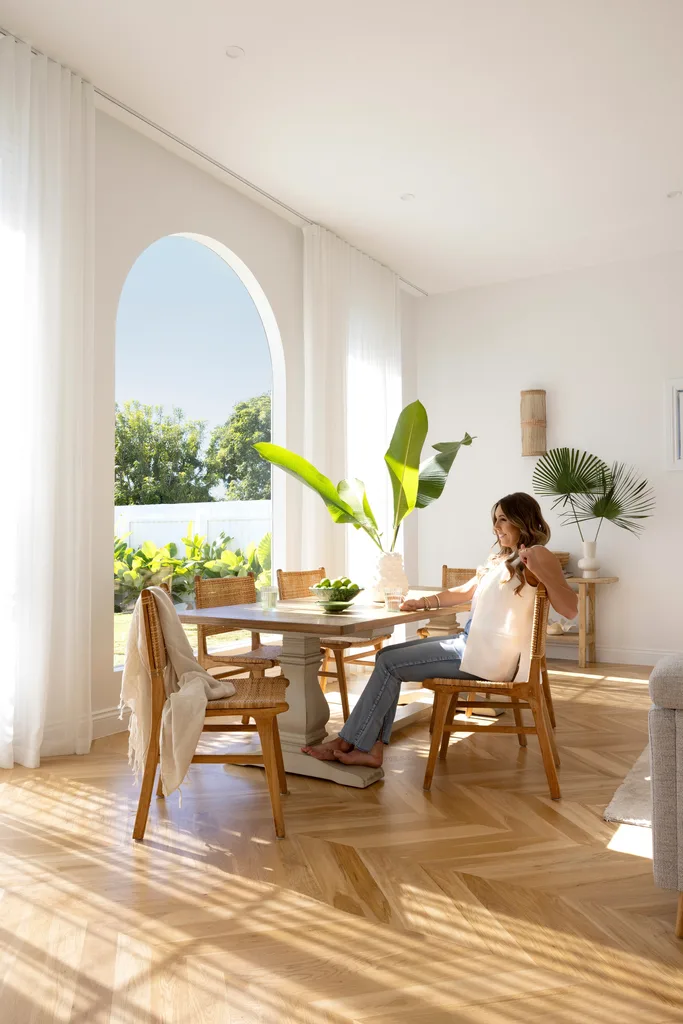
[532,448,655,577]
[254,400,473,599]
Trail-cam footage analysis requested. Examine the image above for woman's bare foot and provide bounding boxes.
[301,737,353,761]
[333,741,384,768]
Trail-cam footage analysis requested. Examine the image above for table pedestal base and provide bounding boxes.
[223,633,435,788]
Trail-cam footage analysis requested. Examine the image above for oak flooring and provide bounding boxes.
[1,660,681,1023]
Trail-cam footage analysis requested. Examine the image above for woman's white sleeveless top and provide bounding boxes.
[460,559,536,683]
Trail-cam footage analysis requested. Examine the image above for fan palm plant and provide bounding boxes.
[573,463,655,538]
[533,447,654,540]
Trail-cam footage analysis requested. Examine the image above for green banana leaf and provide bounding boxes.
[384,400,428,548]
[254,443,377,536]
[416,433,474,508]
[337,478,381,544]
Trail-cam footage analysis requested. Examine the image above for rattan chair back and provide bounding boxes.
[277,567,326,600]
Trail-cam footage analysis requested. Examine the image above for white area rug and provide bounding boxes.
[603,746,652,827]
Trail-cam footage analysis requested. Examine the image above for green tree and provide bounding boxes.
[207,393,272,500]
[115,401,217,505]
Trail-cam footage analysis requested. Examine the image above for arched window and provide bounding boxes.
[113,234,284,665]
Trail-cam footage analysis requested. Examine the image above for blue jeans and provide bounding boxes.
[338,634,481,752]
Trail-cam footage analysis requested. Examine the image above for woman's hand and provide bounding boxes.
[400,598,422,612]
[518,544,544,575]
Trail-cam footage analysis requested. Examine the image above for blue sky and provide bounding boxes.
[116,235,272,434]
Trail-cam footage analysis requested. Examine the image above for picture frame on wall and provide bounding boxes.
[667,377,683,471]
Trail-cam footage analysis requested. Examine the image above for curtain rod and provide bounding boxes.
[1,26,428,298]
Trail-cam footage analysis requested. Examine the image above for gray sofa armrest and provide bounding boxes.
[649,655,683,710]
[649,705,682,890]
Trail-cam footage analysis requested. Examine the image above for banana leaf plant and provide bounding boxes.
[533,447,654,540]
[254,400,473,552]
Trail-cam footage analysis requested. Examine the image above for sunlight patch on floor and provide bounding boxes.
[607,822,653,859]
[548,669,605,680]
[605,675,650,684]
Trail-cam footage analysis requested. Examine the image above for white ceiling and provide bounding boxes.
[3,0,683,293]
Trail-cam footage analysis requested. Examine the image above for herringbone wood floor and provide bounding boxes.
[1,660,681,1023]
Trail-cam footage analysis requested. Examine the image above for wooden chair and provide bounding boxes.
[276,567,391,721]
[417,566,476,640]
[419,564,556,729]
[194,574,282,681]
[132,588,289,841]
[422,584,561,800]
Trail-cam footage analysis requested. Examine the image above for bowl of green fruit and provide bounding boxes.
[310,577,363,613]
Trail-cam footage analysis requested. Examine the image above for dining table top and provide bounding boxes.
[178,588,461,637]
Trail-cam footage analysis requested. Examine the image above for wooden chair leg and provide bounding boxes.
[255,715,286,839]
[465,691,478,718]
[333,649,350,721]
[676,893,683,939]
[510,698,527,747]
[542,695,561,768]
[439,695,458,759]
[529,696,561,800]
[541,663,556,729]
[272,717,288,795]
[429,700,436,734]
[133,730,161,841]
[424,691,452,791]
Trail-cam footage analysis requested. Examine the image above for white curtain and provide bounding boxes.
[302,225,401,583]
[0,37,95,767]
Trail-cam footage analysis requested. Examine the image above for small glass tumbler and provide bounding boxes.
[260,586,278,610]
[384,587,404,612]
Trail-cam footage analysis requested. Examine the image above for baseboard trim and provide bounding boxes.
[92,704,130,740]
[546,643,681,668]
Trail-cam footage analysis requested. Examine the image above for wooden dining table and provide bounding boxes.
[180,592,456,788]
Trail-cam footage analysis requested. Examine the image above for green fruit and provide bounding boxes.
[320,578,331,587]
[349,583,360,592]
[331,579,343,588]
[341,577,351,585]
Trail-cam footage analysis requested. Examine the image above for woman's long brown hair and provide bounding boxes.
[490,492,551,594]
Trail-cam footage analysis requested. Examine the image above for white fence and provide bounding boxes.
[114,500,272,553]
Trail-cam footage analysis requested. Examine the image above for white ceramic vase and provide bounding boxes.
[577,539,600,579]
[370,551,410,604]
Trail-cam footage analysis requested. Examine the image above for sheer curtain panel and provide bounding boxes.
[0,37,95,767]
[302,225,401,581]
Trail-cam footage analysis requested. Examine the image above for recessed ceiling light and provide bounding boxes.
[225,45,245,59]
[666,190,682,199]
[400,193,415,202]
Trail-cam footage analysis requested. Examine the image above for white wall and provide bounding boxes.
[416,252,683,665]
[93,110,303,732]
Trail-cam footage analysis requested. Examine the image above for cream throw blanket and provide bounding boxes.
[120,586,236,797]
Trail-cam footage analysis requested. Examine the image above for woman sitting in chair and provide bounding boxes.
[302,492,578,768]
